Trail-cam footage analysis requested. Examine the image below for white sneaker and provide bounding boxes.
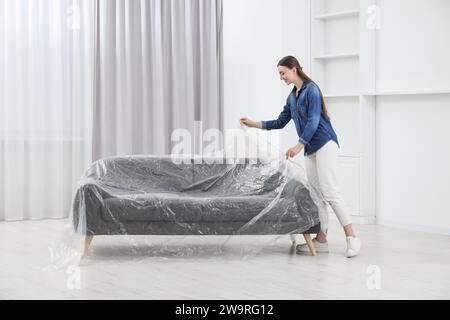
[296,238,329,254]
[346,236,361,258]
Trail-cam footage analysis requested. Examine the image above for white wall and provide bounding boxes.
[224,0,450,234]
[375,0,450,234]
[223,0,311,163]
[376,94,450,234]
[376,0,450,92]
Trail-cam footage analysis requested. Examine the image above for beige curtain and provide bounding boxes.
[92,0,224,160]
[0,0,95,220]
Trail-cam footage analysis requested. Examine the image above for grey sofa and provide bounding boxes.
[72,156,321,255]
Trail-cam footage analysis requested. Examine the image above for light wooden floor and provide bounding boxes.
[0,219,449,299]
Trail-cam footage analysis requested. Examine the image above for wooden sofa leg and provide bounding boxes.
[83,234,94,257]
[303,234,317,256]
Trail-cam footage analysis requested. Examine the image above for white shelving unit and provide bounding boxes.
[314,10,359,21]
[323,93,359,98]
[310,0,376,223]
[314,52,359,60]
[364,90,450,96]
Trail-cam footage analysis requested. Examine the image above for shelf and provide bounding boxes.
[314,52,359,60]
[323,90,450,99]
[323,93,359,98]
[339,154,361,158]
[314,10,359,21]
[363,90,450,96]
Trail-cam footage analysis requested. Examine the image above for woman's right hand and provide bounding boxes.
[240,117,261,128]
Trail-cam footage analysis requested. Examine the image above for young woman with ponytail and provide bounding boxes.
[240,56,361,258]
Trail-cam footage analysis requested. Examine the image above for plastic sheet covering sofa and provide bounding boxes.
[47,129,329,269]
[71,154,326,258]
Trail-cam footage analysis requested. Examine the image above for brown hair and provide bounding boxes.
[277,56,330,121]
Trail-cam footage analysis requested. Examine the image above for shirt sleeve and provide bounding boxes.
[261,101,291,130]
[298,84,322,145]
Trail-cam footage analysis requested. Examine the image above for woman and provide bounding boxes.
[240,56,361,258]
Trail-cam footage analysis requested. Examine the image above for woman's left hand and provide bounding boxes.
[285,142,304,159]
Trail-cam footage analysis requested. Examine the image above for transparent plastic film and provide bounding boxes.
[47,127,328,269]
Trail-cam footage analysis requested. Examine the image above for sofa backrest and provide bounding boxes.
[189,160,284,197]
[84,156,292,197]
[85,156,194,193]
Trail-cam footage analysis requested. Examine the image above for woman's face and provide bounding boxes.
[278,66,297,85]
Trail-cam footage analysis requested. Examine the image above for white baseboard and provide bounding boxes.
[329,214,450,235]
[327,213,376,225]
[376,218,450,236]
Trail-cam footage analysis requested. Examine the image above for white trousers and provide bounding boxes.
[305,140,352,229]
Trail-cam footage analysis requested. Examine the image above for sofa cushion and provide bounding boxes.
[100,192,302,223]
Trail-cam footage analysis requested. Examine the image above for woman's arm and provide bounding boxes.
[261,103,292,130]
[298,85,322,146]
[286,85,322,159]
[241,101,291,130]
[285,142,304,159]
[239,118,262,129]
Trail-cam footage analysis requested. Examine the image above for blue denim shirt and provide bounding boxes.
[261,81,339,156]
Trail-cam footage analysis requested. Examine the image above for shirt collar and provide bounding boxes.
[292,81,308,94]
